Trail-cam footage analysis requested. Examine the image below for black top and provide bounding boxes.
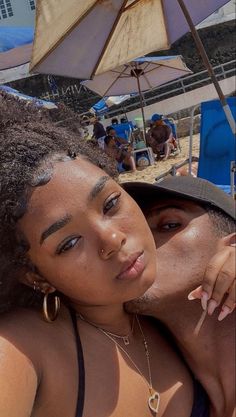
[70,309,85,417]
[93,121,106,140]
[70,310,209,417]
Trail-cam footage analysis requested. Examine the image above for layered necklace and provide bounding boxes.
[77,313,160,414]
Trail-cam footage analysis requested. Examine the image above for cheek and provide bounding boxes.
[30,247,92,290]
[155,227,217,287]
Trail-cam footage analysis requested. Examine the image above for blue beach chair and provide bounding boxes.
[197,97,236,195]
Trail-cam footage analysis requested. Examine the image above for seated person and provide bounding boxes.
[104,127,136,172]
[148,114,178,160]
[91,116,106,149]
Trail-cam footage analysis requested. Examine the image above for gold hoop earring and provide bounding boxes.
[43,292,60,323]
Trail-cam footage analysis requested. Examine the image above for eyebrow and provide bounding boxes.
[146,204,186,216]
[40,214,72,245]
[88,175,111,200]
[39,176,111,244]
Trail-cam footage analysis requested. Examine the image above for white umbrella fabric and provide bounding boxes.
[30,0,229,78]
[82,56,191,96]
[82,55,192,136]
[30,0,235,133]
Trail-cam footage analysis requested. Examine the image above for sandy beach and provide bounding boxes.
[119,134,200,184]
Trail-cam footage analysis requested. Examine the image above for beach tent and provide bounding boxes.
[0,26,34,84]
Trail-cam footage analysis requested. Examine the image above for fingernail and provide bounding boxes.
[201,291,209,311]
[188,291,196,300]
[207,299,218,315]
[218,306,231,321]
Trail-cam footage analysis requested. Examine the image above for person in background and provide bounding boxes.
[124,176,236,417]
[111,117,119,125]
[91,116,106,149]
[104,126,136,172]
[148,113,178,160]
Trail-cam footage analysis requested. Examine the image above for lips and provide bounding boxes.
[116,251,145,281]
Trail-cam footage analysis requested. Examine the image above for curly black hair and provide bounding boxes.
[0,92,118,313]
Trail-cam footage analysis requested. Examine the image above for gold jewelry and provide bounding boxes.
[43,292,60,323]
[78,313,135,345]
[77,314,160,414]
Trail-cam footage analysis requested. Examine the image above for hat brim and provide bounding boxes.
[122,179,236,220]
[123,181,207,207]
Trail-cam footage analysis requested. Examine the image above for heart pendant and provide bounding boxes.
[148,389,160,414]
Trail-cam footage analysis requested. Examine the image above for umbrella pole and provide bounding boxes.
[136,74,147,143]
[177,0,236,135]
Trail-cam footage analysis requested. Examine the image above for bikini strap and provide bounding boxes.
[69,308,85,417]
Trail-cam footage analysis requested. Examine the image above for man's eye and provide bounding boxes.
[103,193,121,214]
[161,222,181,231]
[56,237,80,255]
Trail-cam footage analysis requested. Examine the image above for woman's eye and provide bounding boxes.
[56,237,80,255]
[103,193,121,214]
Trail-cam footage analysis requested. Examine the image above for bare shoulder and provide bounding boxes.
[0,306,74,371]
[0,306,78,417]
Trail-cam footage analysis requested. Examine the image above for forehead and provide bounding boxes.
[26,157,112,215]
[144,197,206,216]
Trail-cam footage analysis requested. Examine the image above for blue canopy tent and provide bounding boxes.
[0,26,34,83]
[0,27,34,53]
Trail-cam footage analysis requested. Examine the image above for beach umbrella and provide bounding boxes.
[91,94,133,115]
[82,55,192,137]
[30,0,235,133]
[30,0,229,78]
[0,26,34,84]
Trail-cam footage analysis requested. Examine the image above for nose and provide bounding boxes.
[96,224,127,260]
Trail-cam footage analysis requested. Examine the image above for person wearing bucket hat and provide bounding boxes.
[124,176,235,417]
[148,114,178,160]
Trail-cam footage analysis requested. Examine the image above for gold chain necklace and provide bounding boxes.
[78,313,135,345]
[77,313,160,414]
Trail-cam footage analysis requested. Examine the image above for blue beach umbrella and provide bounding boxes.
[0,26,34,84]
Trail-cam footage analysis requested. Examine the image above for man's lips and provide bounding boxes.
[116,251,145,281]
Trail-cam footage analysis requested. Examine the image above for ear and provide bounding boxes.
[221,232,236,248]
[20,270,56,294]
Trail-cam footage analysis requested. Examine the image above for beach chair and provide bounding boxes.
[155,98,236,195]
[111,121,134,141]
[197,97,236,195]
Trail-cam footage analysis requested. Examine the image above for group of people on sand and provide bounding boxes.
[91,116,136,172]
[91,112,180,173]
[0,92,235,417]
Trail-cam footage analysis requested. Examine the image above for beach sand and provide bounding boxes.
[119,134,200,184]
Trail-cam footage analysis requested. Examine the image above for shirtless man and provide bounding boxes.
[124,176,235,417]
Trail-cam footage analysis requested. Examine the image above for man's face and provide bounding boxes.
[128,198,222,315]
[108,129,116,137]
